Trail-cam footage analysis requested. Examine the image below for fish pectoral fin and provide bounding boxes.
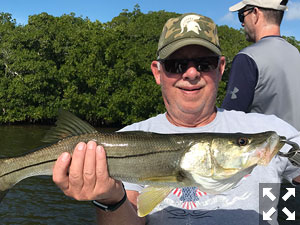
[137,186,173,217]
[42,109,98,143]
[139,176,178,183]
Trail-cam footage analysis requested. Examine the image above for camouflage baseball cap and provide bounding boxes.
[157,13,221,59]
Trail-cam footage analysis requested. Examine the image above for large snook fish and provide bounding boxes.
[0,110,285,216]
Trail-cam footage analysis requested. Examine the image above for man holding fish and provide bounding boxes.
[53,12,300,225]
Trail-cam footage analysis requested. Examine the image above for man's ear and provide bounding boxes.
[218,56,226,81]
[151,61,161,85]
[253,7,260,24]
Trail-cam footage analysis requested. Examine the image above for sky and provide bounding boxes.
[1,0,300,40]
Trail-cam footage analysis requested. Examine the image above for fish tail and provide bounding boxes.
[0,150,56,203]
[0,157,13,202]
[0,157,24,202]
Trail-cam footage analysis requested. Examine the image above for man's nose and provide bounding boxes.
[182,63,201,81]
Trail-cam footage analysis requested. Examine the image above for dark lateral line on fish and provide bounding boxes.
[0,159,56,178]
[0,149,184,178]
[107,148,183,159]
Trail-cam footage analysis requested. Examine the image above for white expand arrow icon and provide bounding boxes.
[263,188,276,201]
[263,207,276,220]
[282,207,295,220]
[282,188,295,201]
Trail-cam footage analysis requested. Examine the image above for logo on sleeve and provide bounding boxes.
[230,87,239,99]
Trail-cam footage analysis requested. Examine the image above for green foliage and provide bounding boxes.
[283,35,300,52]
[0,9,298,125]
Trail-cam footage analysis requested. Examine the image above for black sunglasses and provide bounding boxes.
[238,7,255,23]
[158,56,220,74]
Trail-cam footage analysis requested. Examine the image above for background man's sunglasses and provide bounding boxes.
[158,56,220,74]
[238,7,255,23]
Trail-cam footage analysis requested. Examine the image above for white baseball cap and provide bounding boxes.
[229,0,288,12]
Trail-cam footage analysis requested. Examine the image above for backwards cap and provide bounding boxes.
[157,13,221,59]
[229,0,288,12]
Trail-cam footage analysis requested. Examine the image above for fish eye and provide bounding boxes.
[237,137,249,146]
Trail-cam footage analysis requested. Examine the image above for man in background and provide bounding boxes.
[222,0,300,131]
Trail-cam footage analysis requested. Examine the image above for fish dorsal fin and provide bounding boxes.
[42,109,98,143]
[137,186,173,217]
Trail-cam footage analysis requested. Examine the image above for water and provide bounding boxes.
[0,125,299,224]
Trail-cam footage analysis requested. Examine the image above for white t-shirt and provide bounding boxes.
[120,109,300,225]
